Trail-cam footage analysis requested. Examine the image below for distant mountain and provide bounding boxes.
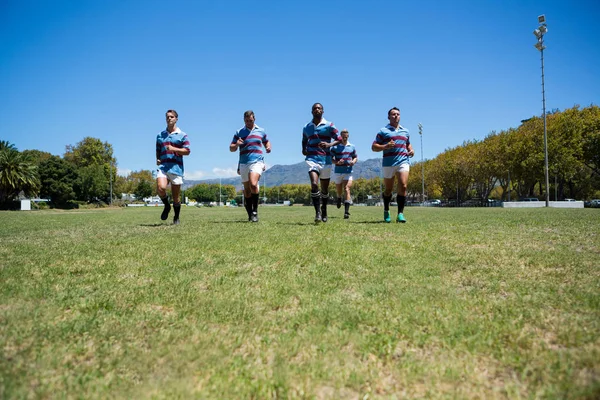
[184,158,384,190]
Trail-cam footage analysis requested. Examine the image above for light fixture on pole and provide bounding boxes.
[533,14,550,207]
[418,123,424,203]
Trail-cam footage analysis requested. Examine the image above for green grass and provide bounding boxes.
[1,206,599,399]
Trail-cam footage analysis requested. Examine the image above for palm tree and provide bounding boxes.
[0,140,17,152]
[0,143,40,204]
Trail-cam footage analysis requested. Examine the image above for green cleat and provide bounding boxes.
[384,210,391,223]
[396,213,406,223]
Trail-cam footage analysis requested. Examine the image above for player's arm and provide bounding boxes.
[350,150,358,166]
[319,127,340,148]
[302,133,308,156]
[230,135,243,152]
[372,141,393,152]
[166,141,191,156]
[175,146,191,156]
[372,134,395,152]
[264,140,272,153]
[407,142,415,157]
[156,139,162,165]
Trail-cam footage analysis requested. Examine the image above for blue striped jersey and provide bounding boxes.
[156,128,190,176]
[331,142,357,174]
[232,125,269,164]
[373,124,410,167]
[302,118,340,165]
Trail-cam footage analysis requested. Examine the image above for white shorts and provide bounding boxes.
[156,169,184,185]
[306,161,332,180]
[334,173,353,185]
[383,163,410,179]
[240,161,265,183]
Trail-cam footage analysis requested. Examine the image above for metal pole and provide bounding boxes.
[109,161,113,206]
[541,43,549,207]
[419,123,424,203]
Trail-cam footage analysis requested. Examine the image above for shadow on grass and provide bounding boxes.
[348,220,393,224]
[139,223,171,227]
[208,220,254,224]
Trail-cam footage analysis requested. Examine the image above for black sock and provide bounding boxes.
[244,196,252,216]
[161,196,169,206]
[173,203,181,219]
[311,189,321,213]
[397,195,406,213]
[344,201,350,214]
[383,195,392,211]
[251,193,259,213]
[321,192,328,214]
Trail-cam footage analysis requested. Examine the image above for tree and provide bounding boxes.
[64,137,116,202]
[22,149,53,166]
[38,156,79,207]
[134,180,153,200]
[114,169,156,199]
[0,144,40,204]
[75,164,109,203]
[64,137,115,168]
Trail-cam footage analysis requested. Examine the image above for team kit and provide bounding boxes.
[155,104,415,225]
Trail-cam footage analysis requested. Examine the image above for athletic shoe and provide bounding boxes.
[161,203,171,221]
[337,197,342,208]
[344,213,350,219]
[173,218,180,225]
[251,212,258,223]
[384,210,391,223]
[322,215,328,223]
[396,213,406,223]
[314,212,322,223]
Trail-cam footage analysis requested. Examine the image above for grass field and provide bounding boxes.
[1,206,599,399]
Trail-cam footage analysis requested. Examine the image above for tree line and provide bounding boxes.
[1,105,598,209]
[405,105,599,202]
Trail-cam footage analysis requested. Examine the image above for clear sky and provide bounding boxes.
[2,0,598,179]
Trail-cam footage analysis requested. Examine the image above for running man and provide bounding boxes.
[230,110,271,222]
[331,129,357,219]
[156,109,191,225]
[371,107,414,223]
[302,103,341,223]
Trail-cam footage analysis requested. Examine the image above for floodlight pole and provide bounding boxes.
[541,39,549,207]
[109,160,113,206]
[534,16,550,207]
[418,123,424,203]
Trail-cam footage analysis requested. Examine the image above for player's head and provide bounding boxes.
[166,110,178,127]
[388,107,400,117]
[340,129,349,142]
[311,103,324,119]
[243,110,255,129]
[388,107,400,126]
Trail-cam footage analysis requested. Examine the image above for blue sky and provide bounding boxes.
[2,0,598,179]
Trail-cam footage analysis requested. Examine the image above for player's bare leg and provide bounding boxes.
[171,184,181,225]
[343,179,353,219]
[396,171,409,223]
[249,171,261,222]
[157,177,171,221]
[383,176,395,223]
[309,171,321,222]
[320,178,330,222]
